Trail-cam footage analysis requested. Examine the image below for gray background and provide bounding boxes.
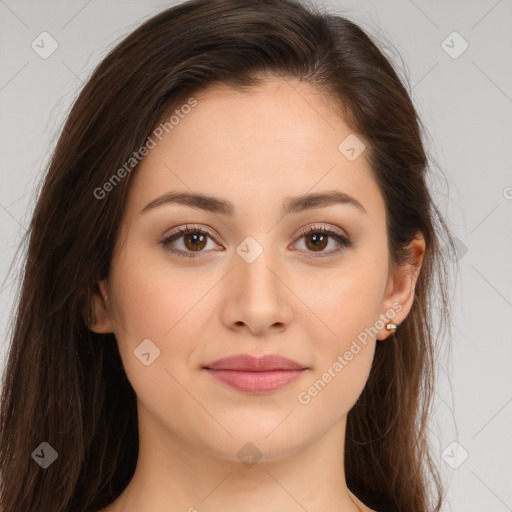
[0,1,511,511]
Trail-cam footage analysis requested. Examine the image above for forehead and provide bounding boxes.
[125,79,385,222]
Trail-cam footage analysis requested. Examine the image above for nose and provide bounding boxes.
[221,246,292,336]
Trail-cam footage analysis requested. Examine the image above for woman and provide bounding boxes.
[0,0,454,510]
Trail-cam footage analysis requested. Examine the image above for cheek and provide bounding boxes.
[296,275,381,417]
[107,253,212,424]
[110,245,210,340]
[296,256,387,409]
[303,254,387,344]
[108,247,222,383]
[295,343,375,434]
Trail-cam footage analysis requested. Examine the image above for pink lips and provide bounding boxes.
[203,354,308,393]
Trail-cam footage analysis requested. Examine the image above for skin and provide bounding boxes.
[92,78,425,512]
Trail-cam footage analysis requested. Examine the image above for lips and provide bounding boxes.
[204,353,306,371]
[203,354,308,393]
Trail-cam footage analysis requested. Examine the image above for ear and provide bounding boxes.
[87,279,114,333]
[377,232,426,340]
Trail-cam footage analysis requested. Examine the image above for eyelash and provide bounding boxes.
[160,224,353,259]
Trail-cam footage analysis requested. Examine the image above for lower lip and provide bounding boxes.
[204,369,306,393]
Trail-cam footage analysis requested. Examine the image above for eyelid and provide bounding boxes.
[295,223,348,240]
[163,223,218,241]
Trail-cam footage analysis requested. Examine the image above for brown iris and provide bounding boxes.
[305,232,328,251]
[183,232,207,251]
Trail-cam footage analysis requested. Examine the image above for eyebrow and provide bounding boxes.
[139,190,367,216]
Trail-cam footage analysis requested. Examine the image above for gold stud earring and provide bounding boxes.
[385,322,397,336]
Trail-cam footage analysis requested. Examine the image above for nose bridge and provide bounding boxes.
[224,232,292,331]
[234,233,282,300]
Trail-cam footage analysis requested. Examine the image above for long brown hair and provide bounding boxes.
[0,0,454,510]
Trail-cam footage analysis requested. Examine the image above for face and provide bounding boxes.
[92,79,423,463]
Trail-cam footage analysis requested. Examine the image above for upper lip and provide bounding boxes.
[203,354,307,371]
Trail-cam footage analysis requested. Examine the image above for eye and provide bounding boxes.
[160,224,220,259]
[292,224,353,258]
[160,224,353,259]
